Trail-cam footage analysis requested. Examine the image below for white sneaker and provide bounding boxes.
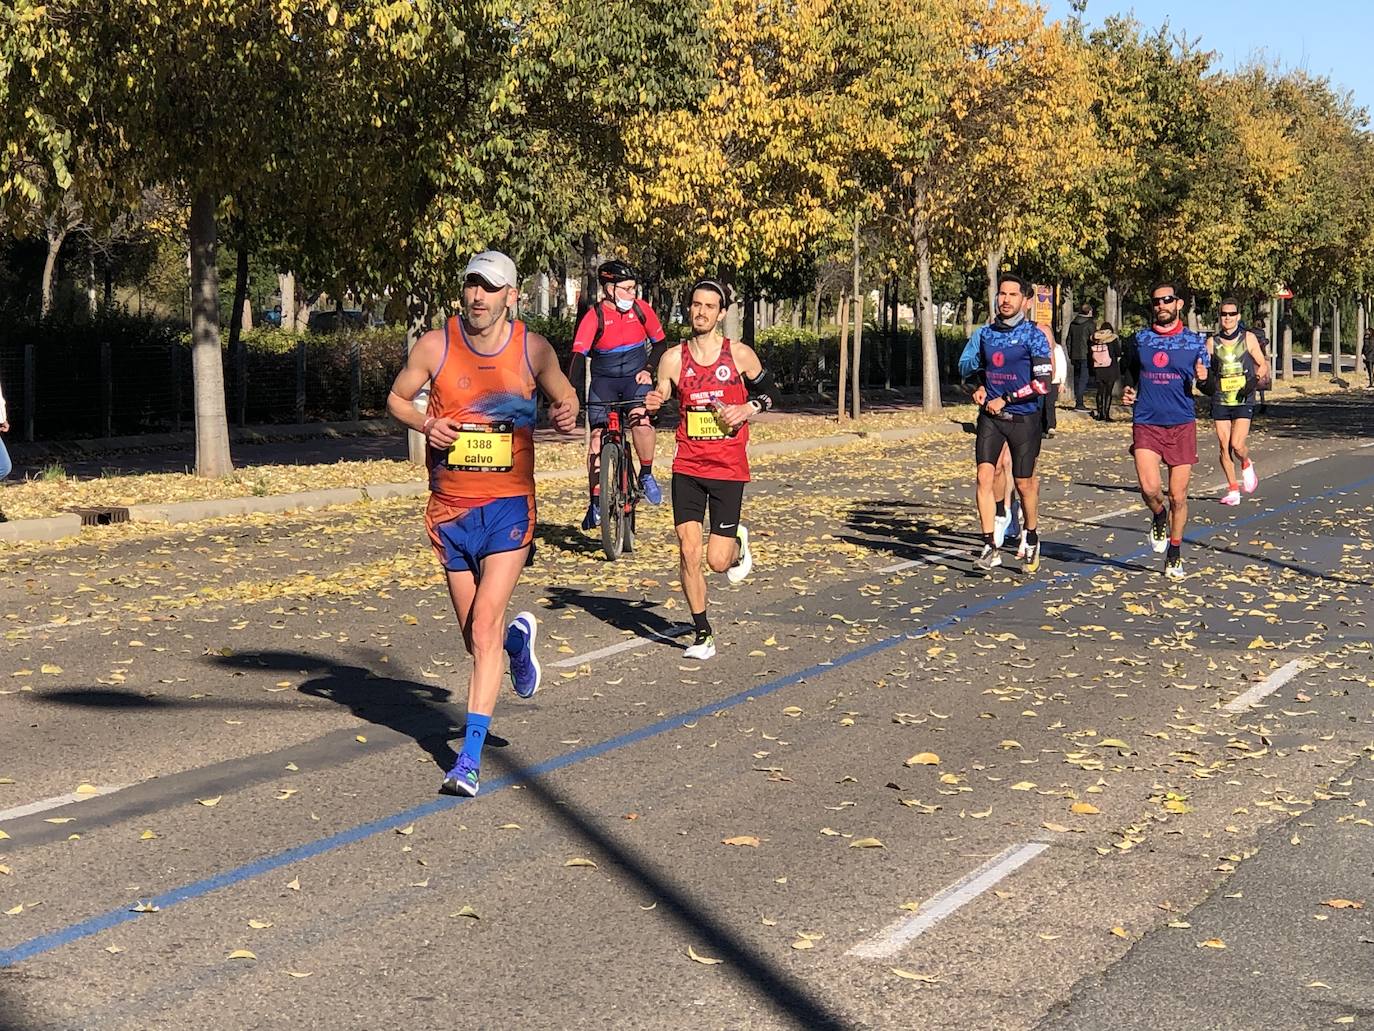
[1164,556,1186,580]
[1015,532,1029,560]
[1241,462,1258,494]
[993,512,1011,549]
[1220,489,1241,506]
[726,524,753,584]
[683,633,716,660]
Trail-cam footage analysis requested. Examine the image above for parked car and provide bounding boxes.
[307,309,370,333]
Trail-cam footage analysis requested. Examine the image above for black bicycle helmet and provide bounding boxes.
[597,259,638,285]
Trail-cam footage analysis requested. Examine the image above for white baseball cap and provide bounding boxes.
[464,250,518,290]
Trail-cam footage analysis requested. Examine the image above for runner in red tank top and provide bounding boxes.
[645,279,779,660]
[387,251,579,797]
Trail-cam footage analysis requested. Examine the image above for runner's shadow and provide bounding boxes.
[481,745,853,1031]
[544,586,690,646]
[207,650,504,772]
[844,500,980,566]
[1073,481,1140,494]
[1039,541,1150,574]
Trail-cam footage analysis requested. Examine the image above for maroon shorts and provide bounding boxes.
[1130,422,1198,467]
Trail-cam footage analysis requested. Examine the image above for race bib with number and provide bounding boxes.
[684,405,729,440]
[1219,374,1247,398]
[446,421,514,471]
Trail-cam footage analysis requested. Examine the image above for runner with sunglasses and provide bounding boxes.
[1120,281,1212,580]
[1206,299,1269,505]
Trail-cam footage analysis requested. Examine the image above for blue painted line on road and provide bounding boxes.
[3,464,1372,968]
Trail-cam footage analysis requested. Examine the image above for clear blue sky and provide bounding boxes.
[1044,1,1374,115]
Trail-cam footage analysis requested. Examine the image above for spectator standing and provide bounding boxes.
[1090,322,1122,421]
[1067,302,1096,411]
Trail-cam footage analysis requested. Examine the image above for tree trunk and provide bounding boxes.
[103,261,113,306]
[228,235,250,355]
[742,293,756,348]
[188,190,233,477]
[1059,284,1073,345]
[836,291,850,420]
[810,291,821,336]
[917,224,940,413]
[790,297,801,328]
[1310,322,1322,380]
[406,295,429,463]
[1104,282,1119,331]
[1186,297,1200,333]
[850,216,862,420]
[279,271,296,332]
[984,245,1004,317]
[41,225,67,318]
[1357,298,1367,380]
[87,250,97,316]
[1282,308,1294,380]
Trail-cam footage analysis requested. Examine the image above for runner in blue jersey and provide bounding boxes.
[967,274,1052,573]
[1120,280,1213,580]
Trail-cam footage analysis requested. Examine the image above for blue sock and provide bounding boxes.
[460,713,491,766]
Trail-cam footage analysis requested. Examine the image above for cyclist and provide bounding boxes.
[1120,280,1212,580]
[570,260,668,530]
[1207,299,1269,505]
[644,279,778,660]
[387,251,579,797]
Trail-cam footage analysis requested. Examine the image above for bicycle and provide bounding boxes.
[596,398,653,561]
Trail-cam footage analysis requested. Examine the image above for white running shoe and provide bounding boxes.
[683,633,716,660]
[727,524,753,584]
[993,512,1011,549]
[1164,556,1186,581]
[1220,489,1241,506]
[1149,516,1169,554]
[1015,532,1029,560]
[1241,462,1258,494]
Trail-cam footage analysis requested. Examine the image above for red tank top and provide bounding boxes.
[672,338,750,482]
[426,317,537,503]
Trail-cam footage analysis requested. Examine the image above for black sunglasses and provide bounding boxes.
[1219,310,1240,317]
[1150,295,1179,306]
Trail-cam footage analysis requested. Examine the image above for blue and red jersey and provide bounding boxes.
[572,301,666,379]
[978,321,1052,416]
[1125,325,1210,426]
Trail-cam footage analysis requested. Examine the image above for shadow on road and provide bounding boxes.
[544,586,689,645]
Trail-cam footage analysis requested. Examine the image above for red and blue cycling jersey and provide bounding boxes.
[572,301,666,379]
[1124,325,1210,426]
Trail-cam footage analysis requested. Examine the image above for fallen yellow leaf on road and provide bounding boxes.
[226,949,257,961]
[687,945,722,965]
[197,796,221,808]
[1321,899,1364,910]
[395,825,414,836]
[905,753,940,767]
[75,784,99,795]
[1110,926,1128,938]
[1071,802,1101,815]
[722,836,761,847]
[890,968,942,983]
[1197,939,1226,949]
[450,906,480,919]
[40,664,62,675]
[247,919,272,929]
[286,878,301,891]
[285,971,313,978]
[564,857,598,868]
[849,837,884,849]
[355,735,367,744]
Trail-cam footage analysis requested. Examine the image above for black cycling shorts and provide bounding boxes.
[975,412,1042,479]
[671,474,746,537]
[588,375,651,429]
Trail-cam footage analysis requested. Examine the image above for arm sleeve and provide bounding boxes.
[744,367,779,411]
[568,352,587,394]
[647,339,669,374]
[571,309,597,356]
[957,328,984,381]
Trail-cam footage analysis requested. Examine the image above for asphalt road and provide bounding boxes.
[1,393,1372,1030]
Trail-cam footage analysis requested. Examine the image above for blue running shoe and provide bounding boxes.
[1006,497,1021,543]
[440,754,480,797]
[640,471,663,505]
[581,500,600,530]
[505,611,541,698]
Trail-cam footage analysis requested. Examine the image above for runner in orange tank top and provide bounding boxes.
[645,279,779,661]
[387,251,578,797]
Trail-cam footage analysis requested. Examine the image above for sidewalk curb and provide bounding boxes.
[0,422,943,545]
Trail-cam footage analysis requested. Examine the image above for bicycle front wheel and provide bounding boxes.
[599,440,626,560]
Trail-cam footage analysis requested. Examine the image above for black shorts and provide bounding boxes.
[975,412,1042,479]
[588,374,650,429]
[671,474,746,537]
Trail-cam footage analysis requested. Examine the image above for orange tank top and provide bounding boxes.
[426,317,537,502]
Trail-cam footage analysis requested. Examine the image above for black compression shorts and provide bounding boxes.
[671,474,746,537]
[975,411,1042,479]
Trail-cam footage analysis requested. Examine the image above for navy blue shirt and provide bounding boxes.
[978,321,1052,416]
[1124,326,1210,426]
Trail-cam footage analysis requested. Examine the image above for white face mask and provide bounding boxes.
[614,296,635,313]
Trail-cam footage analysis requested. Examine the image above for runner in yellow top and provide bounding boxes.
[1206,298,1269,506]
[387,251,578,797]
